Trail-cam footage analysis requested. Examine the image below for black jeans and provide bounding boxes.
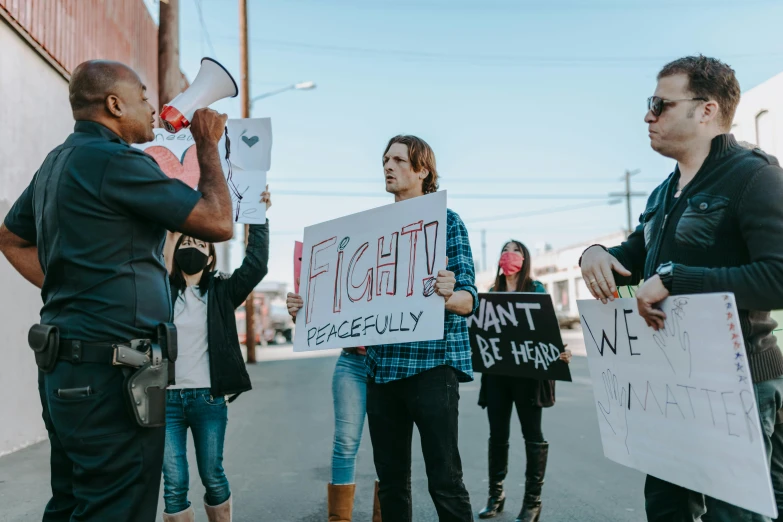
[646,376,783,522]
[38,362,165,522]
[367,365,473,522]
[484,374,544,444]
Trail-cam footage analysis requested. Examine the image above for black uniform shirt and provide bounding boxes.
[4,121,202,342]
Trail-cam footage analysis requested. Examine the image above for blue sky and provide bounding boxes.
[174,0,783,286]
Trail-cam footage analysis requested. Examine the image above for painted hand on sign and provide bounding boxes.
[598,367,630,454]
[652,297,692,378]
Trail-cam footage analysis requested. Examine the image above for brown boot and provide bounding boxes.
[162,505,195,522]
[204,494,232,522]
[327,483,356,522]
[372,480,382,522]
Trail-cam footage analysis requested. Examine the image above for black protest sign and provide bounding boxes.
[467,293,572,381]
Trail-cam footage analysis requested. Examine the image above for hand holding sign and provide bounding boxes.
[260,184,271,211]
[636,275,670,330]
[434,256,454,302]
[287,292,303,319]
[580,245,631,304]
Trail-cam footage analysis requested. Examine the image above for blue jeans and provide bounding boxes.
[646,376,783,522]
[332,351,369,485]
[162,388,230,514]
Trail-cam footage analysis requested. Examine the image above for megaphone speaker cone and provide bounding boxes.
[160,57,239,134]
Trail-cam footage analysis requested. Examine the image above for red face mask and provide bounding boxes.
[498,251,524,276]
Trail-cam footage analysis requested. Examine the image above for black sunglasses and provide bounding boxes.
[647,96,708,117]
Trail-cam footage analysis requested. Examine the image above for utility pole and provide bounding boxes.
[609,169,645,234]
[158,0,180,109]
[239,0,257,363]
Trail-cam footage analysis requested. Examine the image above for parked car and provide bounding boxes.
[556,311,581,329]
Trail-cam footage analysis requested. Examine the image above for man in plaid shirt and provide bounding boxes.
[365,135,478,522]
[287,135,477,521]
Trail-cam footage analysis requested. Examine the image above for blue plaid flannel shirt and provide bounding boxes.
[365,208,478,384]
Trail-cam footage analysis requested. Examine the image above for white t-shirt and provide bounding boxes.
[170,285,211,389]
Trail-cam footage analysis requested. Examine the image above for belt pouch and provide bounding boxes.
[27,324,60,373]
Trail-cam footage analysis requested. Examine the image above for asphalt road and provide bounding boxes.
[0,334,646,522]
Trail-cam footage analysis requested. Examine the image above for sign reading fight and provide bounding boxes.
[467,293,571,381]
[293,191,447,352]
[578,294,776,518]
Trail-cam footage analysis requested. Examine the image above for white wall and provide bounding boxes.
[732,72,783,157]
[0,21,74,456]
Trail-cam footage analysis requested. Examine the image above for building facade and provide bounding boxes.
[732,71,783,157]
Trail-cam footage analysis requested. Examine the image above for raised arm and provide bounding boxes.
[177,109,234,242]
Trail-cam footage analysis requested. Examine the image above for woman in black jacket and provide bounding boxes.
[478,240,570,522]
[160,188,271,522]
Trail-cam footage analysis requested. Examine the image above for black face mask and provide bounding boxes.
[175,247,210,275]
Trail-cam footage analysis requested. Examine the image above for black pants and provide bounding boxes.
[484,374,544,444]
[38,362,165,522]
[366,365,473,522]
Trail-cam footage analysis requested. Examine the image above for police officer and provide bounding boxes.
[0,60,234,521]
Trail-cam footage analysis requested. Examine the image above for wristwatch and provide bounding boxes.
[656,262,674,292]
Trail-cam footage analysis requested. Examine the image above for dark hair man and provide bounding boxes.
[0,60,234,521]
[286,135,478,521]
[580,55,783,521]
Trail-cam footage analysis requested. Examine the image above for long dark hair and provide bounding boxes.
[492,240,534,292]
[170,234,217,297]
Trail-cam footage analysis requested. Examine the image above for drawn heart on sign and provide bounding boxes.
[240,129,259,148]
[144,145,200,188]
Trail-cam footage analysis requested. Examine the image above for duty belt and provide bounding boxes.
[59,339,153,368]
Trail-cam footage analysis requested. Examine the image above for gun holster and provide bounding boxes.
[124,323,178,428]
[28,324,60,373]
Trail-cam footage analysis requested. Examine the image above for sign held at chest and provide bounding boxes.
[293,192,448,352]
[467,292,571,381]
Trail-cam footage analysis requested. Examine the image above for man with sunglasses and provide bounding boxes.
[580,55,783,521]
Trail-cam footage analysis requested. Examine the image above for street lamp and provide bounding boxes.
[250,81,316,107]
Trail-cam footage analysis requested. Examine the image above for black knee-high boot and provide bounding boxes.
[479,440,509,519]
[516,441,549,522]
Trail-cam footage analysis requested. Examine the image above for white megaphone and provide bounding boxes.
[159,57,238,134]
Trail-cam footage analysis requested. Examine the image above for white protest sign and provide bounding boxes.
[226,118,272,172]
[294,191,448,352]
[135,123,268,224]
[578,294,776,517]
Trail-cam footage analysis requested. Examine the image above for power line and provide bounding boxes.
[261,0,780,11]
[229,37,783,68]
[274,190,621,200]
[193,0,217,58]
[464,200,620,224]
[267,176,664,184]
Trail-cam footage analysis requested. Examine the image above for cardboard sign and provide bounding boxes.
[467,292,571,381]
[226,118,272,172]
[294,191,448,352]
[578,294,776,517]
[135,122,268,224]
